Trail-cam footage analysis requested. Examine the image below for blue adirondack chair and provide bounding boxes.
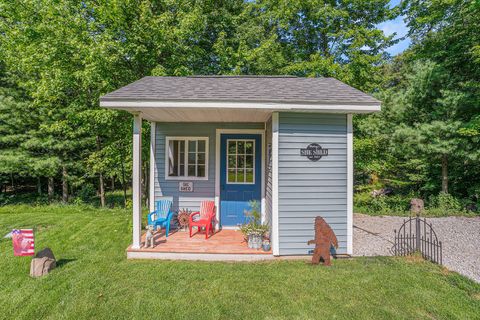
[147,200,174,237]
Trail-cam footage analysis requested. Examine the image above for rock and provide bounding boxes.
[465,203,478,212]
[371,188,393,198]
[30,247,56,277]
[410,198,424,215]
[35,247,55,260]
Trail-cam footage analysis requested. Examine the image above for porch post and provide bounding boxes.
[132,112,143,249]
[149,122,156,213]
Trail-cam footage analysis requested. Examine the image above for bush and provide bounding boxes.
[354,191,411,216]
[76,184,96,202]
[426,192,466,216]
[354,190,474,217]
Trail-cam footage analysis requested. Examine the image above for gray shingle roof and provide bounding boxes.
[100,76,380,105]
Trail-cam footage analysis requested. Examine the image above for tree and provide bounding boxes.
[215,0,399,91]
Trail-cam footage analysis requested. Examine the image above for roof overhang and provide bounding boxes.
[100,100,381,122]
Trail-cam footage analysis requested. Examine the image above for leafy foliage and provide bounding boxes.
[240,200,268,236]
[0,0,397,204]
[0,0,478,216]
[355,0,480,214]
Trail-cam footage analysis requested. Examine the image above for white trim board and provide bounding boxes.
[215,129,266,230]
[100,100,380,113]
[346,114,353,255]
[127,251,274,261]
[271,113,280,256]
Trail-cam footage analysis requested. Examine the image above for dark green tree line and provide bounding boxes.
[0,0,397,206]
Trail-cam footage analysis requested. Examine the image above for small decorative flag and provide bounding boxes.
[12,229,35,256]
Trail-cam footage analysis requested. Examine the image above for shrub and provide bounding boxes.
[355,190,474,217]
[426,192,466,216]
[354,191,412,216]
[76,184,96,202]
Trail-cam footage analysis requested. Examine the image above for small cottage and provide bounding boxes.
[100,76,380,259]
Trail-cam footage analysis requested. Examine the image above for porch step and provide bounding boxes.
[127,250,274,261]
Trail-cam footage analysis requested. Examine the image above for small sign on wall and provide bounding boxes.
[179,181,194,192]
[300,143,329,162]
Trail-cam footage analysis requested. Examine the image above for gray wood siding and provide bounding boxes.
[278,113,348,255]
[154,122,264,212]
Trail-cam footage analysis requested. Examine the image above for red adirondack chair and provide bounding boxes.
[189,200,216,239]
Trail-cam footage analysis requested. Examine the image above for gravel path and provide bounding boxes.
[353,213,480,283]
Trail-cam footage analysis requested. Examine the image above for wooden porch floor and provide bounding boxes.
[127,228,272,255]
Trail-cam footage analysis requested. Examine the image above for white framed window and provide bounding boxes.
[165,137,209,180]
[226,139,255,184]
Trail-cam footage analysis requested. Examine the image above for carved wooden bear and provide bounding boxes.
[307,216,338,266]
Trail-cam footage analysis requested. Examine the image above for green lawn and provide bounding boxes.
[0,205,479,320]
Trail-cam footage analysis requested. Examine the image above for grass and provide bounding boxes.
[0,190,129,208]
[0,205,479,319]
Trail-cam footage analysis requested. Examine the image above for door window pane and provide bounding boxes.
[228,155,236,168]
[245,141,253,155]
[245,155,254,169]
[237,141,245,154]
[237,169,245,183]
[228,141,236,155]
[228,169,236,183]
[245,169,254,183]
[226,139,255,184]
[237,155,245,168]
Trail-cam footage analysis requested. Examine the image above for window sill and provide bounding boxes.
[165,176,209,181]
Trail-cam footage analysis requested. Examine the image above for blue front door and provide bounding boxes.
[220,134,262,227]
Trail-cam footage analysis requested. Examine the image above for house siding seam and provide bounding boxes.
[277,112,348,255]
[154,122,264,212]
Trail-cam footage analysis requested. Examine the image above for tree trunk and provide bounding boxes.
[37,177,42,195]
[62,166,68,203]
[441,154,448,194]
[48,177,54,200]
[96,136,106,207]
[111,176,115,191]
[99,172,105,207]
[121,157,127,208]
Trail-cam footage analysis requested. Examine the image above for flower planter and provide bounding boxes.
[262,240,271,252]
[247,233,263,249]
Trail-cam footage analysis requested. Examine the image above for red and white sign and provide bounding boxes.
[12,229,35,256]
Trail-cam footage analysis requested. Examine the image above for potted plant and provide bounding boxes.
[240,200,268,249]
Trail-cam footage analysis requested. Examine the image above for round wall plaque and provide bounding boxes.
[300,143,329,162]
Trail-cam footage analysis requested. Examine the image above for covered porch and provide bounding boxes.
[125,110,274,260]
[108,85,276,260]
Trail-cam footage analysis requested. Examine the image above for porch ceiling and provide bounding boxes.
[111,106,273,122]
